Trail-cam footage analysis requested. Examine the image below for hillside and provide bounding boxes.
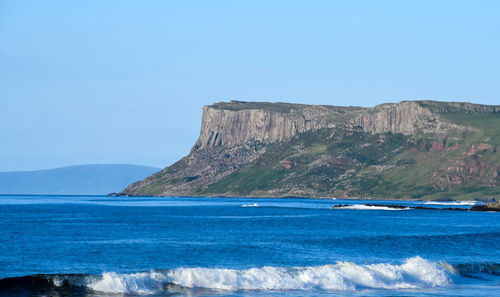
[0,164,160,195]
[120,100,500,200]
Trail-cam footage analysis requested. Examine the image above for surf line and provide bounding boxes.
[332,203,500,212]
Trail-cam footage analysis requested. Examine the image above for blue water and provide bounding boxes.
[0,195,499,296]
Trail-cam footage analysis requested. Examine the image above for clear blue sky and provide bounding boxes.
[1,0,499,171]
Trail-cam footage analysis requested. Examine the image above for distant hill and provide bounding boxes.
[120,100,500,200]
[0,164,160,195]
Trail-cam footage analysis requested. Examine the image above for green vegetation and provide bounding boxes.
[140,176,200,195]
[342,110,500,200]
[202,129,416,198]
[440,112,500,146]
[211,101,305,113]
[210,100,363,114]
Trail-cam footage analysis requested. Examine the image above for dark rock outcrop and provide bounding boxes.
[471,202,500,212]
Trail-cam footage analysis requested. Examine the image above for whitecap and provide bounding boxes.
[242,203,259,208]
[85,257,451,294]
[424,201,476,206]
[88,271,168,294]
[336,204,409,211]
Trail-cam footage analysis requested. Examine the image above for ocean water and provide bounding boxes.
[0,195,499,297]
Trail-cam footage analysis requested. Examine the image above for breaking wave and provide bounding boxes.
[424,201,477,206]
[4,257,492,295]
[242,203,260,208]
[158,256,449,291]
[335,204,409,211]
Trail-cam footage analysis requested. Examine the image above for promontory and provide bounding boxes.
[118,100,500,200]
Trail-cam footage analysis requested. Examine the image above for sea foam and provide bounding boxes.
[242,203,259,207]
[424,201,477,206]
[85,257,450,294]
[336,204,409,211]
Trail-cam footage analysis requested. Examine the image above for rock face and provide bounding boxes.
[120,100,500,200]
[193,101,447,151]
[353,101,442,135]
[193,101,364,150]
[123,144,265,196]
[471,201,500,212]
[193,106,305,150]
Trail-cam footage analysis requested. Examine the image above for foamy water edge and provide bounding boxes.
[84,257,449,294]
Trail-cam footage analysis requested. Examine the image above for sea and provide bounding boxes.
[0,195,499,297]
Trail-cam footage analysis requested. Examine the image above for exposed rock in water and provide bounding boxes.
[332,204,468,211]
[333,203,500,212]
[470,202,500,212]
[119,100,500,200]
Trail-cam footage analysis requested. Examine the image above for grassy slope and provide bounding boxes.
[210,100,365,114]
[341,110,500,200]
[200,129,409,197]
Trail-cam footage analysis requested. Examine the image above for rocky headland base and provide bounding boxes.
[332,202,500,212]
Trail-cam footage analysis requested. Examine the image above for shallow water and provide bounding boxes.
[0,195,498,296]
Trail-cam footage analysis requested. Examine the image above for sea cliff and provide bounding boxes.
[120,100,500,200]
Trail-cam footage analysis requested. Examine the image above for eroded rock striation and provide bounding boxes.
[120,100,500,200]
[353,101,443,135]
[193,101,363,150]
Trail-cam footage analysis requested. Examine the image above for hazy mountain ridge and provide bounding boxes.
[0,164,160,195]
[121,100,500,200]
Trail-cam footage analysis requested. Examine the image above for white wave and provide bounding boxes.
[242,203,259,207]
[337,204,409,211]
[88,271,169,294]
[85,257,450,294]
[424,201,476,206]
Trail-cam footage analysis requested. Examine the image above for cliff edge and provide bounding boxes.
[120,100,500,200]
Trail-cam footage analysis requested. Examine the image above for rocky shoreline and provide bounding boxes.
[470,201,500,212]
[332,202,500,212]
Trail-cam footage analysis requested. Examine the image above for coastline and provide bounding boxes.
[107,193,500,211]
[109,192,496,203]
